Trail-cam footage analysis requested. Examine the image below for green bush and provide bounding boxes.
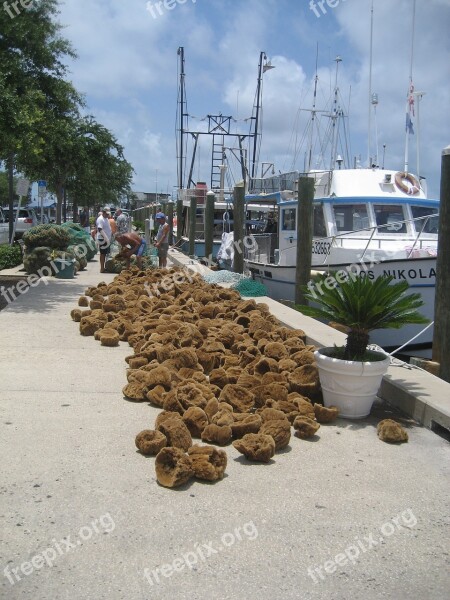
[0,244,23,270]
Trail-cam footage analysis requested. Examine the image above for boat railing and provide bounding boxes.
[246,213,438,266]
[312,213,439,265]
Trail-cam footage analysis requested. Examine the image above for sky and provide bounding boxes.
[55,0,450,200]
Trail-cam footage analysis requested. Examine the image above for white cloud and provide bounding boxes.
[56,0,448,197]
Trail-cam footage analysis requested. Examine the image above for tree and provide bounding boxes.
[0,0,80,230]
[65,116,134,219]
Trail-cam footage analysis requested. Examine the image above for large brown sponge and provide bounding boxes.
[157,418,192,451]
[233,433,276,462]
[155,447,194,488]
[260,419,291,450]
[188,445,227,481]
[135,430,167,455]
[377,419,409,443]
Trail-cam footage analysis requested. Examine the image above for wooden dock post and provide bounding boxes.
[432,145,450,382]
[295,176,315,305]
[205,191,215,263]
[176,198,183,244]
[188,195,197,257]
[233,184,245,274]
[167,201,174,245]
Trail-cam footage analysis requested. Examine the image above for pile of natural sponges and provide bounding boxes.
[72,267,340,488]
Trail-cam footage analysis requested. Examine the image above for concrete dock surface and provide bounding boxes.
[0,257,449,600]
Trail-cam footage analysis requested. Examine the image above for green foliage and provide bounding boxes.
[0,244,23,270]
[133,220,145,232]
[23,224,70,252]
[296,274,429,361]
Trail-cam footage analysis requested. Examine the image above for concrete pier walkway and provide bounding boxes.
[0,257,449,600]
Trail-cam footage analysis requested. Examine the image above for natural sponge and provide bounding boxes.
[293,416,320,439]
[135,430,167,455]
[182,407,209,438]
[158,418,192,451]
[99,329,120,347]
[231,414,262,439]
[260,419,291,450]
[377,419,409,443]
[314,404,339,423]
[155,447,194,488]
[233,433,275,463]
[188,445,227,481]
[201,424,232,446]
[219,384,255,412]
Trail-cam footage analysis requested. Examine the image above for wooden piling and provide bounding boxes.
[205,191,215,263]
[294,176,315,305]
[176,199,183,243]
[167,202,174,245]
[432,145,450,382]
[233,185,245,274]
[189,196,197,257]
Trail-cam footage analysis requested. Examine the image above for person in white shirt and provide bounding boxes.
[96,207,112,273]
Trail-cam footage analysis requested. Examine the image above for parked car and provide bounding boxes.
[2,207,38,239]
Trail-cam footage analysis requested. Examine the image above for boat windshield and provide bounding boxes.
[410,206,439,234]
[332,204,370,234]
[374,204,407,233]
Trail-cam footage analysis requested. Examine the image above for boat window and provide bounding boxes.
[332,204,369,233]
[281,208,296,231]
[313,205,327,237]
[374,205,406,233]
[410,206,439,234]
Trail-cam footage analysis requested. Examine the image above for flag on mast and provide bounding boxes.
[405,81,415,135]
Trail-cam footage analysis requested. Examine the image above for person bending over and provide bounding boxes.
[116,231,147,269]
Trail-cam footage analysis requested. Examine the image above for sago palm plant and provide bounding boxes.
[297,274,429,361]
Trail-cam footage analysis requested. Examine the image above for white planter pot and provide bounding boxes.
[314,348,390,419]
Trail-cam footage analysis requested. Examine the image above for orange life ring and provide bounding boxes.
[394,171,420,195]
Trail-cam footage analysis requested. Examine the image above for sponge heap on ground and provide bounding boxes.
[72,267,341,488]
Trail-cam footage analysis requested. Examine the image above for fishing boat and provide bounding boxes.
[175,48,276,259]
[245,0,438,356]
[244,167,438,354]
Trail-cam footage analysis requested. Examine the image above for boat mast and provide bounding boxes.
[307,44,319,172]
[404,0,417,174]
[249,52,274,190]
[177,47,186,190]
[330,56,342,170]
[367,0,374,167]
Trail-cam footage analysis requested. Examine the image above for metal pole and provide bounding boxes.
[432,145,450,382]
[294,176,315,305]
